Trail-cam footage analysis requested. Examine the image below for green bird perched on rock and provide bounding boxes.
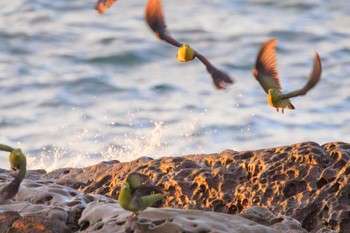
[118,173,168,216]
[0,144,27,204]
[145,0,234,90]
[252,38,322,113]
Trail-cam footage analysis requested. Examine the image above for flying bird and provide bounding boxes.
[252,38,322,113]
[145,0,234,90]
[0,144,27,204]
[118,173,168,216]
[95,0,117,14]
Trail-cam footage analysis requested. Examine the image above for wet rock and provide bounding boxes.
[41,141,350,232]
[79,201,306,233]
[1,141,350,232]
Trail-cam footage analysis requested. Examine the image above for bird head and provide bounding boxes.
[121,182,131,191]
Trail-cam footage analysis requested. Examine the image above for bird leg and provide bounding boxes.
[126,213,139,221]
[282,109,284,114]
[276,108,279,112]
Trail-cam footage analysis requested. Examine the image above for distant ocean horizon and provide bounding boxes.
[0,0,349,171]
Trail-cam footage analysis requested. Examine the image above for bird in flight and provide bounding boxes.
[252,38,322,113]
[145,0,234,90]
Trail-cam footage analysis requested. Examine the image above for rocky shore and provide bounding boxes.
[1,141,349,232]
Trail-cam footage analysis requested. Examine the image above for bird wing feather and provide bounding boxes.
[254,38,282,93]
[127,173,149,189]
[139,193,166,209]
[279,52,322,99]
[132,184,164,197]
[95,0,117,14]
[145,0,182,47]
[0,144,15,152]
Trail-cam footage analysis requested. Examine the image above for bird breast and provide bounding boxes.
[267,94,292,109]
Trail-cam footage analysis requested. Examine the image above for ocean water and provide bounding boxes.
[0,0,349,171]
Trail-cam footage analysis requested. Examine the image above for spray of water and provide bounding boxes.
[27,121,171,171]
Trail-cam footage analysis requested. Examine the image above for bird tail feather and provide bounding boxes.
[287,103,295,110]
[141,193,167,207]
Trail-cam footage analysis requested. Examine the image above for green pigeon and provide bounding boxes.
[252,38,322,113]
[0,145,27,204]
[145,0,234,90]
[118,173,168,216]
[95,0,117,14]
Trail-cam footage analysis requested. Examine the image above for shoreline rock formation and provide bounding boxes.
[1,141,348,232]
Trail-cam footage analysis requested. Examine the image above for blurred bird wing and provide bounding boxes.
[127,173,148,189]
[0,144,15,152]
[95,0,117,14]
[195,52,234,89]
[254,38,282,93]
[133,184,164,197]
[139,193,167,209]
[279,52,322,99]
[145,0,182,47]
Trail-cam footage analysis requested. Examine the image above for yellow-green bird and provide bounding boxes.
[118,173,168,216]
[176,44,195,62]
[9,148,27,172]
[252,38,322,113]
[145,0,234,90]
[0,144,27,204]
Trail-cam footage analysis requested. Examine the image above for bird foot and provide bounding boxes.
[276,108,279,113]
[126,213,139,221]
[282,109,284,114]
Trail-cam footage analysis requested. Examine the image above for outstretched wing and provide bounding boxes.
[145,0,233,89]
[195,53,234,89]
[133,184,164,197]
[145,0,182,47]
[0,144,15,152]
[279,52,322,100]
[253,38,282,93]
[126,173,149,190]
[95,0,117,14]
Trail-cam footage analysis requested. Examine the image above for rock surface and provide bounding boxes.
[0,178,307,233]
[1,141,349,232]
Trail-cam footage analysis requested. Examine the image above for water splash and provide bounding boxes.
[27,121,170,171]
[101,121,169,162]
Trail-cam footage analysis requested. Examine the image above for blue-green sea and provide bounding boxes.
[0,0,349,170]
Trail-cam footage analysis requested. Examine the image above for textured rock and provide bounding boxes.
[0,177,98,232]
[79,202,306,233]
[1,141,349,232]
[42,141,350,232]
[0,177,306,233]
